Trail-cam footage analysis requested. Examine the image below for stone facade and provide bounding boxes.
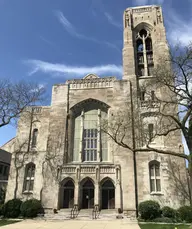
[3,5,188,214]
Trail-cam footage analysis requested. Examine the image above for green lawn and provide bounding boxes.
[0,220,20,227]
[139,224,191,229]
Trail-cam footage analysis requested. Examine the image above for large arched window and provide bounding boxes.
[149,161,161,193]
[23,163,35,192]
[136,28,154,77]
[72,99,109,162]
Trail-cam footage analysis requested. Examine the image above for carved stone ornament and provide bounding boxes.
[157,8,162,23]
[125,11,130,27]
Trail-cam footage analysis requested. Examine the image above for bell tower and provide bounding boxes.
[123,5,169,81]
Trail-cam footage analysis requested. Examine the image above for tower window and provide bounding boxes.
[23,163,35,192]
[31,129,38,148]
[137,43,143,52]
[139,29,147,38]
[136,28,154,77]
[151,91,155,101]
[149,161,161,192]
[140,91,145,101]
[148,123,154,142]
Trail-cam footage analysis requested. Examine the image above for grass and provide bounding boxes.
[139,224,191,229]
[0,220,20,227]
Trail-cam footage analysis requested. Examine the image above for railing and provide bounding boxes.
[92,204,100,220]
[70,204,79,219]
[62,165,116,175]
[140,101,160,108]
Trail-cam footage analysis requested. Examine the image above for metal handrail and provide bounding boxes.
[92,204,100,219]
[70,204,79,219]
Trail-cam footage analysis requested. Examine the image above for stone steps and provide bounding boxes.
[38,209,137,222]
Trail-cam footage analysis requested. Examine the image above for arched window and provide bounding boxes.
[72,99,109,162]
[149,161,161,192]
[23,163,35,192]
[31,129,38,148]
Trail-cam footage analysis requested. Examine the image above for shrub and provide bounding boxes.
[162,206,176,218]
[178,206,192,223]
[0,204,3,216]
[138,200,160,220]
[152,217,173,223]
[118,208,123,214]
[2,199,22,218]
[20,199,42,218]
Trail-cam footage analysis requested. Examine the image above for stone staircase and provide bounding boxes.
[38,208,137,222]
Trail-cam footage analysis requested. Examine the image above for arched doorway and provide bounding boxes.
[81,178,94,209]
[101,179,115,209]
[61,179,74,208]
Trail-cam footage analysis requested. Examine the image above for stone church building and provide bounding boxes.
[2,5,187,215]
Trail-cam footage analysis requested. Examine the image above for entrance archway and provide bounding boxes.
[61,179,74,208]
[101,179,115,209]
[81,178,94,209]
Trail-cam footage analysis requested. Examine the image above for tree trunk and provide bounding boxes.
[14,169,19,199]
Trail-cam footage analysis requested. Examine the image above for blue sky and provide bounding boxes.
[0,0,191,149]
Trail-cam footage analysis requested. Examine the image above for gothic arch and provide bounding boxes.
[100,177,115,187]
[80,177,95,209]
[60,177,75,186]
[134,22,154,33]
[100,177,115,209]
[59,177,75,209]
[80,177,95,186]
[70,98,110,117]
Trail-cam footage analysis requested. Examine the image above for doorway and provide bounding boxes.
[81,178,94,209]
[62,180,74,208]
[101,179,115,209]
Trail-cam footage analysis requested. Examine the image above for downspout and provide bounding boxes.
[130,81,139,218]
[64,83,70,164]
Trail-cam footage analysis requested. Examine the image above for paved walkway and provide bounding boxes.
[4,220,140,229]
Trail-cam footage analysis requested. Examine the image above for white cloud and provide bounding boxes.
[166,9,192,46]
[54,10,121,52]
[55,10,82,38]
[25,60,123,78]
[104,12,122,30]
[134,0,164,5]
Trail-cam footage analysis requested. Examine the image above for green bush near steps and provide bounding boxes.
[161,206,177,219]
[178,206,192,223]
[138,200,161,220]
[2,199,22,218]
[138,200,192,224]
[20,199,43,218]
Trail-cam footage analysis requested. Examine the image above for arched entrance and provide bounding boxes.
[60,179,74,208]
[101,179,115,209]
[81,178,94,209]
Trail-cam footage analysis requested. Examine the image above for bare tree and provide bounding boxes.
[101,42,192,203]
[42,132,64,184]
[0,79,45,128]
[166,157,190,204]
[9,107,42,199]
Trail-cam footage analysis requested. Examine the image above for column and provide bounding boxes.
[79,110,84,162]
[115,167,121,209]
[115,181,121,209]
[142,35,148,76]
[97,109,101,162]
[94,183,100,206]
[53,183,60,209]
[74,181,80,205]
[95,166,100,206]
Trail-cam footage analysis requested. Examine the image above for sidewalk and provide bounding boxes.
[3,219,140,229]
